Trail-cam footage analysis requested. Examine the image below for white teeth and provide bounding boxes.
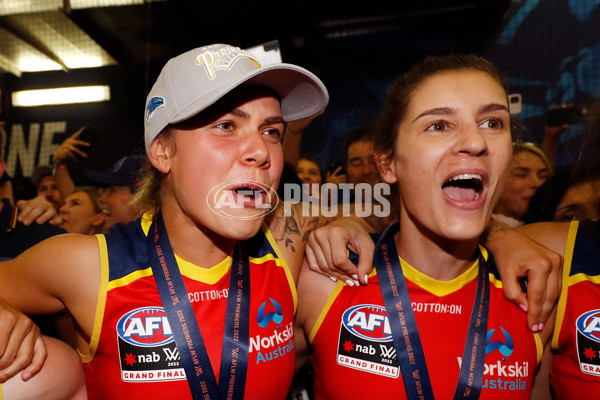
[448,174,482,181]
[475,193,480,201]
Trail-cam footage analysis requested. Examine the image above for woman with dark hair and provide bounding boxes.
[524,165,600,223]
[297,54,551,399]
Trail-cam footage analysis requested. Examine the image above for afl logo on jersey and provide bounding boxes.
[117,307,174,347]
[342,304,392,342]
[577,309,600,342]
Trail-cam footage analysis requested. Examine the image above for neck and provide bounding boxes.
[160,200,237,268]
[394,222,479,282]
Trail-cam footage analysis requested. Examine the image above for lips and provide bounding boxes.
[442,172,485,204]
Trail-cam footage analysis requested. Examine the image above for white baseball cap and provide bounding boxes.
[144,43,329,152]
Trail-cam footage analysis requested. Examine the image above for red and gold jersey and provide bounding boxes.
[82,215,296,400]
[310,247,542,400]
[551,220,600,399]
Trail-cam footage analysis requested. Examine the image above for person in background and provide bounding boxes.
[524,165,600,223]
[30,166,62,211]
[0,164,65,259]
[58,186,106,235]
[343,122,379,187]
[84,155,143,229]
[0,156,13,204]
[525,99,600,400]
[296,155,323,198]
[492,141,552,227]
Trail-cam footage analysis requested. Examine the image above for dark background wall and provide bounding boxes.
[3,0,599,200]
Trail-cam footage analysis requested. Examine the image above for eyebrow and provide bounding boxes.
[413,107,454,122]
[229,108,285,125]
[412,103,509,123]
[478,103,509,114]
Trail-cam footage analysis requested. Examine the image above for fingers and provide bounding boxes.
[35,207,58,225]
[523,266,548,332]
[49,215,63,226]
[70,144,89,158]
[346,232,374,285]
[20,336,47,381]
[16,201,42,226]
[541,252,563,326]
[524,249,563,331]
[500,275,530,314]
[16,197,57,226]
[71,126,85,138]
[0,311,38,383]
[305,227,359,285]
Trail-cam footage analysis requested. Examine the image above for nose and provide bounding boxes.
[362,159,376,176]
[530,174,546,188]
[454,124,488,157]
[240,132,270,168]
[59,204,67,215]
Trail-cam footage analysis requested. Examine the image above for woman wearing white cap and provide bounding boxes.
[0,43,374,400]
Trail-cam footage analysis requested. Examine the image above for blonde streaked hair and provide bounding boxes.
[132,126,176,216]
[512,141,553,175]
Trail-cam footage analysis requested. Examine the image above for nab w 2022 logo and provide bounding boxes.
[336,304,398,378]
[257,297,283,328]
[486,327,514,360]
[117,306,173,346]
[116,307,183,383]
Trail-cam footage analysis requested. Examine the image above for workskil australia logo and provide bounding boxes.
[337,304,399,378]
[116,306,185,382]
[257,297,283,328]
[576,309,600,375]
[250,297,294,365]
[458,326,529,392]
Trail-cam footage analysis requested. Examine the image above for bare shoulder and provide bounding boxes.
[266,202,325,281]
[0,234,101,324]
[11,233,100,275]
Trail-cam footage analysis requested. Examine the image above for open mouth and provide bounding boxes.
[442,173,484,202]
[228,182,271,209]
[233,187,264,198]
[207,180,280,220]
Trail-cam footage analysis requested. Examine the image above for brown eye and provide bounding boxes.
[426,121,447,131]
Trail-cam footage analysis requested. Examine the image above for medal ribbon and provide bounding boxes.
[147,211,250,399]
[373,222,490,399]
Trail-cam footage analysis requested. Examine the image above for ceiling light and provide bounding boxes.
[12,85,110,107]
[0,0,166,16]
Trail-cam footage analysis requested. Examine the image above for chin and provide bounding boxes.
[441,218,487,242]
[220,218,264,241]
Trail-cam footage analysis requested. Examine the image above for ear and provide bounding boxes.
[375,151,398,184]
[92,211,106,227]
[148,137,172,174]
